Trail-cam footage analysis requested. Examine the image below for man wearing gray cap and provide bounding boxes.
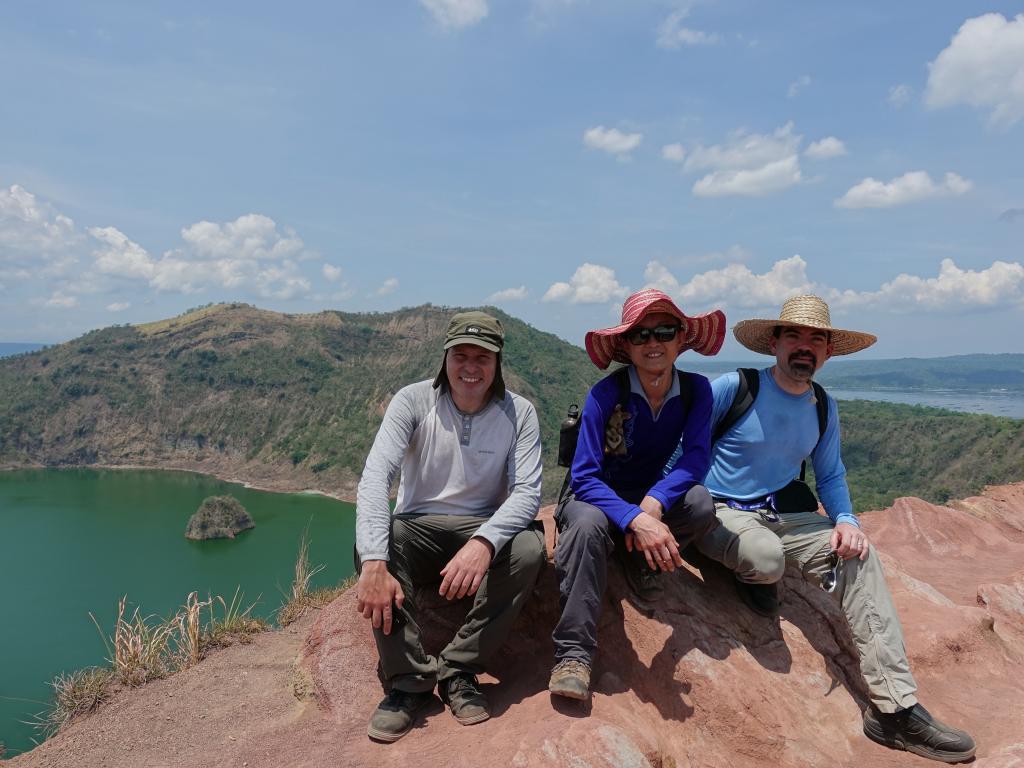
[697,295,975,763]
[354,310,545,743]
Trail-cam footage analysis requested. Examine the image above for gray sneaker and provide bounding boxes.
[548,659,592,701]
[440,674,491,725]
[367,689,433,742]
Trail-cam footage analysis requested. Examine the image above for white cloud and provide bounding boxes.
[645,255,818,309]
[661,143,686,162]
[685,123,804,197]
[804,136,847,160]
[180,214,303,262]
[542,263,627,304]
[888,84,913,108]
[835,171,972,209]
[831,259,1024,312]
[925,13,1024,128]
[420,0,488,30]
[88,227,157,279]
[0,184,78,257]
[488,285,528,301]
[322,263,343,282]
[693,155,802,198]
[787,75,812,99]
[44,290,78,308]
[583,126,643,158]
[107,302,130,312]
[375,277,399,296]
[656,9,720,48]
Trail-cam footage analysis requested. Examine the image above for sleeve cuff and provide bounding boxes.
[618,505,643,532]
[834,513,860,528]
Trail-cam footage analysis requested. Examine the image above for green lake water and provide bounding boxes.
[0,468,357,757]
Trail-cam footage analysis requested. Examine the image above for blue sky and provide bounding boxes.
[1,1,1022,358]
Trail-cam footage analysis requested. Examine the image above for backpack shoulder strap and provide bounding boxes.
[799,380,830,481]
[712,368,759,443]
[612,366,631,409]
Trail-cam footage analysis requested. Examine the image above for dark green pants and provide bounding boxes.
[358,514,545,694]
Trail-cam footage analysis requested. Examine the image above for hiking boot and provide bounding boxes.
[440,674,490,726]
[621,559,664,601]
[735,577,779,617]
[548,659,591,701]
[367,688,433,742]
[863,704,976,763]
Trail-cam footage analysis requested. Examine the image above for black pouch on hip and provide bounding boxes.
[769,479,820,514]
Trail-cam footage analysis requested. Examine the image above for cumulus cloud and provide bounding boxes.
[542,263,627,304]
[322,263,343,282]
[44,290,78,308]
[662,143,686,163]
[583,126,643,159]
[835,171,972,209]
[646,255,1024,315]
[787,75,812,99]
[832,259,1024,312]
[107,302,130,312]
[656,8,720,48]
[180,214,303,262]
[925,13,1024,128]
[420,0,488,29]
[0,184,79,265]
[375,277,399,296]
[89,227,157,280]
[685,123,804,197]
[804,137,847,160]
[645,255,818,309]
[488,285,528,301]
[888,84,913,107]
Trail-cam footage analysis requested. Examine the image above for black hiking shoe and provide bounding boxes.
[863,704,976,763]
[548,658,592,701]
[735,577,779,617]
[367,688,433,742]
[440,674,490,726]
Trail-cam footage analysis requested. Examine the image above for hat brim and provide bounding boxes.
[585,299,726,369]
[733,318,877,356]
[444,335,501,353]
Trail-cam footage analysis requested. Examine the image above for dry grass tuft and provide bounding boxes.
[36,667,115,736]
[91,596,175,687]
[277,528,351,626]
[202,588,268,649]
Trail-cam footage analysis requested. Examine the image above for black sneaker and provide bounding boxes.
[863,704,976,763]
[367,689,433,743]
[440,674,490,726]
[735,577,779,617]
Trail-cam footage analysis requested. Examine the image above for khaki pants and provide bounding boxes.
[357,514,545,694]
[698,503,918,713]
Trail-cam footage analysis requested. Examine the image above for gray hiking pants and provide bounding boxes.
[357,513,545,694]
[698,503,918,713]
[551,485,718,664]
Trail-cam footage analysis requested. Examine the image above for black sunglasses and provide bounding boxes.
[624,324,681,346]
[821,551,841,593]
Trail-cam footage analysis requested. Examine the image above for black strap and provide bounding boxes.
[712,368,830,481]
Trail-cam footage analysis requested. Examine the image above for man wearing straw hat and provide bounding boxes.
[354,311,545,742]
[698,295,975,763]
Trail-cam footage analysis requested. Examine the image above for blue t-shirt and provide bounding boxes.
[703,368,858,528]
[571,366,713,531]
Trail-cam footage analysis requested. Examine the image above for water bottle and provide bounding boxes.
[557,404,581,468]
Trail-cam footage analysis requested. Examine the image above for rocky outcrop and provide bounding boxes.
[10,484,1024,768]
[184,495,254,540]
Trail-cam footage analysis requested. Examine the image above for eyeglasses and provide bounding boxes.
[624,324,681,346]
[821,551,841,593]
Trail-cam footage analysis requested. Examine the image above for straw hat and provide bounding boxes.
[585,288,726,369]
[733,295,876,356]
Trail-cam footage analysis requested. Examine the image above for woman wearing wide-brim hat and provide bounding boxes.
[547,288,726,702]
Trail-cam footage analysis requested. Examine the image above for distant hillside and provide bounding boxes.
[1,304,1022,508]
[0,303,598,499]
[686,354,1024,393]
[0,343,44,358]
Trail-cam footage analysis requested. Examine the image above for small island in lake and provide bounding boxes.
[185,495,255,540]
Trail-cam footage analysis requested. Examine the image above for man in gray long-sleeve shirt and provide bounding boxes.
[354,310,545,743]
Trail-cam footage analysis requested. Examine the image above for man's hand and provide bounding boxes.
[830,522,870,561]
[439,536,494,601]
[355,560,404,635]
[626,497,683,572]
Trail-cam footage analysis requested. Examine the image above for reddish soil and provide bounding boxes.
[8,484,1024,768]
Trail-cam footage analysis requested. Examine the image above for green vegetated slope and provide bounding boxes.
[0,303,598,500]
[815,399,1024,512]
[1,302,1022,508]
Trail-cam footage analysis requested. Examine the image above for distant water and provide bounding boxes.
[0,468,357,757]
[830,389,1024,419]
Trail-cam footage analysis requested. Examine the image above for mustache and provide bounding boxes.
[788,351,817,367]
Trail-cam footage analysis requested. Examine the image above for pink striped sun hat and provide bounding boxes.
[584,289,726,369]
